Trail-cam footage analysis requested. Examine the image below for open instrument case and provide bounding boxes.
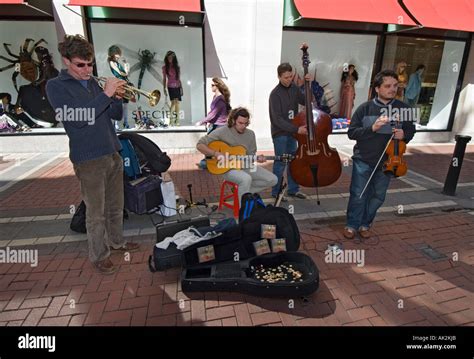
[180,207,319,298]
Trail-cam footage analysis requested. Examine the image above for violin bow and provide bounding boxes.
[358,134,394,199]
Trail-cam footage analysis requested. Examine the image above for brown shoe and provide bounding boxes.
[93,257,118,275]
[359,228,371,239]
[343,227,355,239]
[111,242,140,253]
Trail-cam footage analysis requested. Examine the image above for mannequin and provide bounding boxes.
[162,51,182,126]
[339,64,358,120]
[108,45,132,129]
[405,64,425,106]
[395,61,408,100]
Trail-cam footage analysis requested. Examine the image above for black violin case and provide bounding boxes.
[181,206,319,297]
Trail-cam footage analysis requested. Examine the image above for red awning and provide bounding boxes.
[404,0,474,32]
[67,0,201,12]
[294,0,417,26]
[0,0,24,3]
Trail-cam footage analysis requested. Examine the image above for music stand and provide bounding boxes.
[185,184,208,211]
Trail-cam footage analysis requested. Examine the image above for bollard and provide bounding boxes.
[442,135,472,196]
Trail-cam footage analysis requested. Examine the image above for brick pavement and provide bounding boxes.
[0,210,472,327]
[0,144,473,327]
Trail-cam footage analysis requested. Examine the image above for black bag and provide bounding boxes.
[240,206,300,252]
[70,201,87,233]
[239,192,266,222]
[118,133,171,175]
[124,175,163,215]
[183,206,299,267]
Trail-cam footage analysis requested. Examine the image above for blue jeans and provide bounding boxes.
[272,135,299,196]
[346,158,391,230]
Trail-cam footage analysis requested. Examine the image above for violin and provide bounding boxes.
[383,119,407,177]
[290,43,342,188]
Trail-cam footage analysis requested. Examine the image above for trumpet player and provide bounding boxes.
[46,34,139,275]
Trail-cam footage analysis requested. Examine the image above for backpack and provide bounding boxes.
[118,133,171,175]
[119,138,142,180]
[70,201,87,233]
[70,201,128,233]
[239,193,266,222]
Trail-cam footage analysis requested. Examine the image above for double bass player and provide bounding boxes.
[269,62,309,201]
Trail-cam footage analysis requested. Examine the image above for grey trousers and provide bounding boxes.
[73,152,125,263]
[223,166,278,204]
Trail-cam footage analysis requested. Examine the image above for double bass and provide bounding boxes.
[290,44,342,189]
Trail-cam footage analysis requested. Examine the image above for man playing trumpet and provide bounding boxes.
[46,34,139,275]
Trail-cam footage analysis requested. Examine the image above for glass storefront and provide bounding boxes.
[281,28,468,133]
[282,31,379,132]
[0,12,206,132]
[0,21,59,128]
[382,36,466,130]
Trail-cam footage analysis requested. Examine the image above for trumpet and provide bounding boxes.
[90,75,161,107]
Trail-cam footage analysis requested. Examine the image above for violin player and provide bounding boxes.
[343,70,416,240]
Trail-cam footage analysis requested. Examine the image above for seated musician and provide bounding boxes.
[197,107,277,202]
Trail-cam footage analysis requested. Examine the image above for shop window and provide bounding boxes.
[382,35,466,130]
[281,31,379,132]
[0,21,60,130]
[90,22,205,130]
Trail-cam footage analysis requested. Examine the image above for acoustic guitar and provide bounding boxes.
[205,141,293,175]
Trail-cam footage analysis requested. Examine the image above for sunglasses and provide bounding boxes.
[211,84,217,87]
[72,61,94,68]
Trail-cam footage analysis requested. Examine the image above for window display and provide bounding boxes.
[395,61,408,100]
[108,45,132,129]
[281,31,378,132]
[90,22,205,130]
[162,50,182,127]
[381,36,466,130]
[0,21,59,130]
[405,64,425,106]
[339,64,358,121]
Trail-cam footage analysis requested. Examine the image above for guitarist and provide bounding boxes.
[197,107,277,203]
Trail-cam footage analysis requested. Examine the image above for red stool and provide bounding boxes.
[218,180,239,218]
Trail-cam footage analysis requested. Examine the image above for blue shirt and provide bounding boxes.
[79,80,88,89]
[405,72,422,100]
